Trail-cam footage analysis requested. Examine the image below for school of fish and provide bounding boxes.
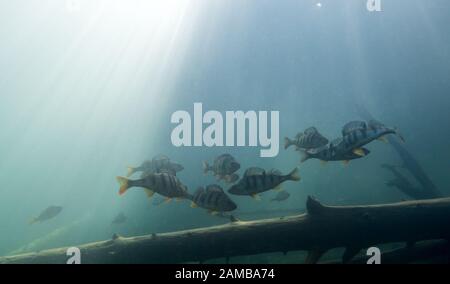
[28,120,404,225]
[107,119,404,218]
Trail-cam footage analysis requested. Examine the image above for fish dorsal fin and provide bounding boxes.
[244,167,265,176]
[342,121,367,136]
[216,154,234,164]
[206,184,224,193]
[195,186,205,194]
[218,153,233,159]
[153,154,170,161]
[368,120,385,129]
[269,169,282,175]
[303,127,318,134]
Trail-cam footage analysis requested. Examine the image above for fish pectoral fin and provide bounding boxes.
[352,148,366,157]
[144,188,155,199]
[342,160,350,166]
[190,202,198,208]
[126,167,136,177]
[251,194,261,201]
[175,197,182,202]
[274,185,283,192]
[208,210,219,215]
[320,160,328,166]
[164,198,172,204]
[288,167,301,181]
[377,136,388,143]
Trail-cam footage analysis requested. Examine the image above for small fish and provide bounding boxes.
[341,120,405,149]
[300,138,371,163]
[111,212,127,225]
[127,155,184,178]
[116,173,192,201]
[270,191,290,202]
[228,167,300,198]
[203,154,240,184]
[190,184,237,213]
[29,206,63,225]
[284,127,329,150]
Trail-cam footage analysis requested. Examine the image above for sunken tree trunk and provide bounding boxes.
[1,197,450,264]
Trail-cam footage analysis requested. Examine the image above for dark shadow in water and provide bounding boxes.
[355,102,443,198]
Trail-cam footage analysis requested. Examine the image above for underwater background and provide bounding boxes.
[0,0,449,263]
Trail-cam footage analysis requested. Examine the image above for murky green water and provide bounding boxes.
[0,0,449,263]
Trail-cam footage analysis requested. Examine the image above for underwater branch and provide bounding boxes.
[1,197,450,264]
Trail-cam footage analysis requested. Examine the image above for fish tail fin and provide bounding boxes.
[284,137,293,149]
[116,176,130,196]
[300,151,310,163]
[288,167,301,181]
[28,218,37,225]
[202,161,210,174]
[126,167,136,177]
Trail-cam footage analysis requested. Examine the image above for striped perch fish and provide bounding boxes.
[340,120,405,156]
[228,167,300,199]
[190,184,237,214]
[300,138,371,164]
[300,120,403,164]
[284,127,329,151]
[203,154,240,184]
[116,173,192,202]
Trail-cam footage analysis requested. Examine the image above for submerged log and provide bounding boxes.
[1,197,450,264]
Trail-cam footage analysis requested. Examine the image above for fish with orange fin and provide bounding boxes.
[228,167,300,199]
[285,127,329,150]
[190,184,237,214]
[203,154,240,184]
[341,120,405,147]
[300,138,371,164]
[116,173,192,202]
